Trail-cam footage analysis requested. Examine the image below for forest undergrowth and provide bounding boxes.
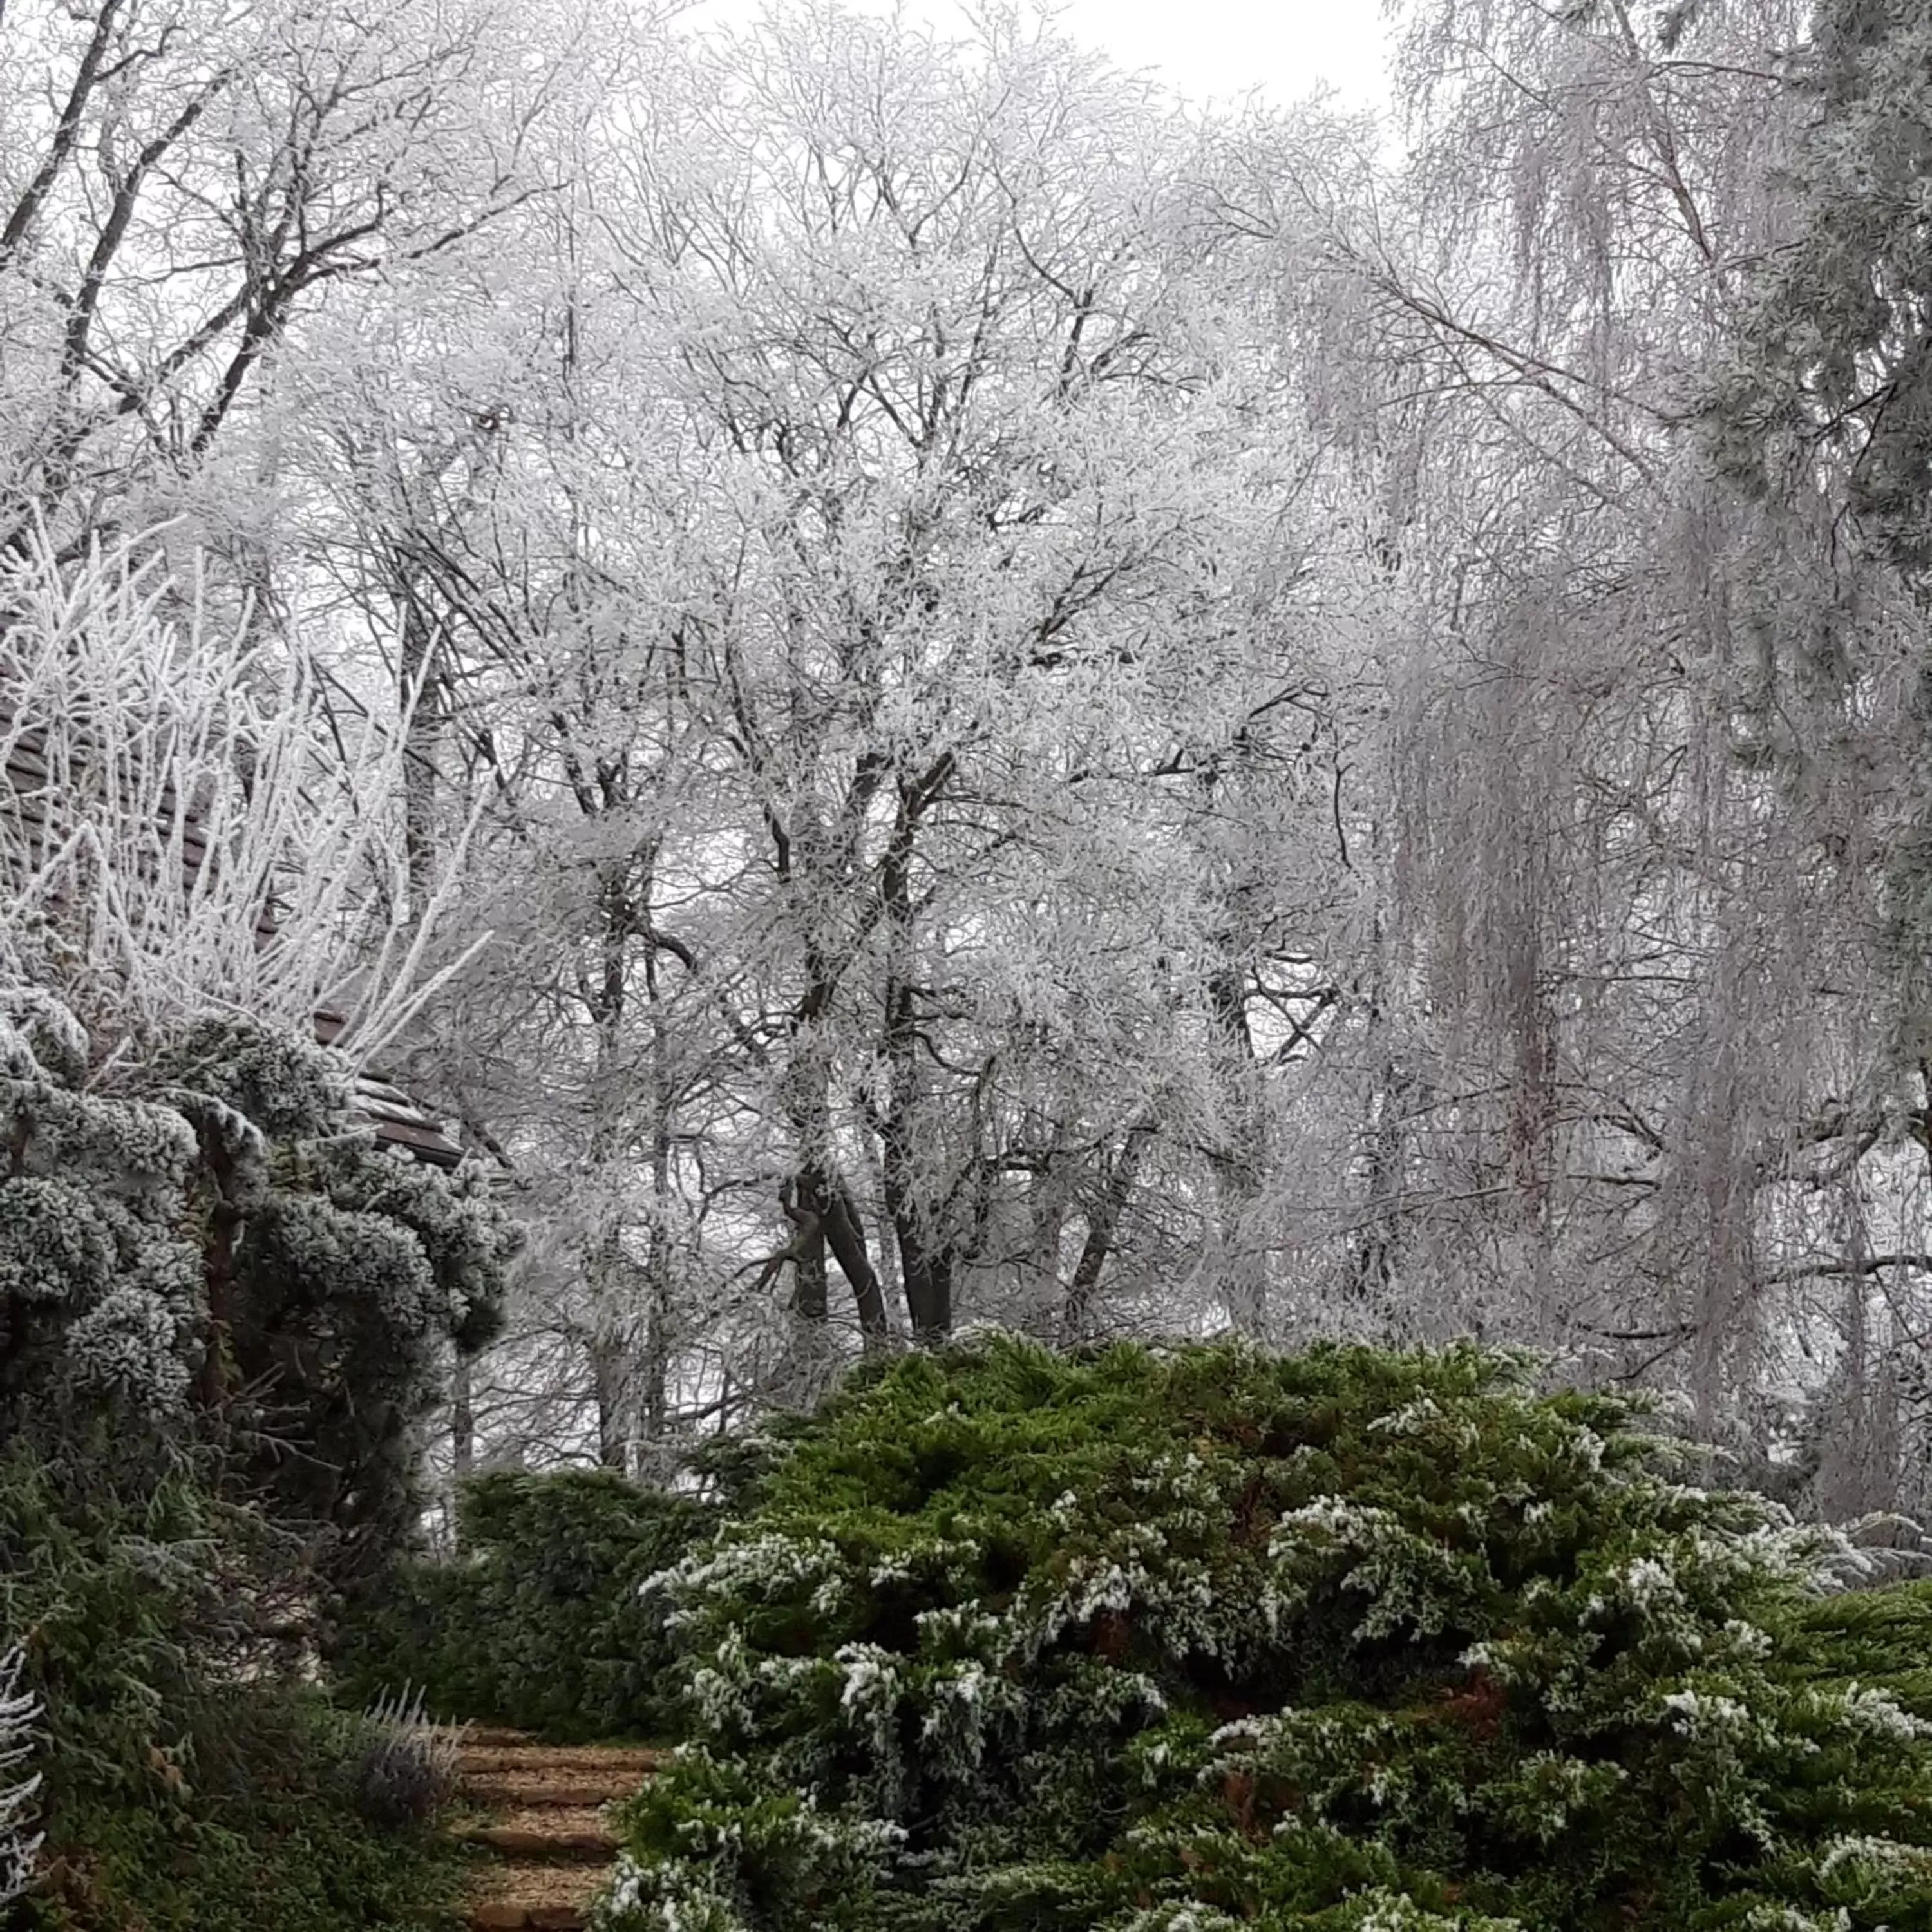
[10,0,1932,1926]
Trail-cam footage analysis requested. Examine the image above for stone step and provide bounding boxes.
[455,1734,653,1931]
[462,1774,638,1808]
[459,1743,665,1774]
[467,1909,592,1931]
[465,1859,607,1930]
[455,1803,618,1859]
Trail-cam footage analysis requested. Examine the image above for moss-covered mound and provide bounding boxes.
[601,1337,1932,1932]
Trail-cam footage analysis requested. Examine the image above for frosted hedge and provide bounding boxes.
[600,1337,1932,1932]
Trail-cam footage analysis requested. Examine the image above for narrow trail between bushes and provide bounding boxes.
[451,1728,665,1930]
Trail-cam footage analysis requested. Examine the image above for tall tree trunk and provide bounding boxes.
[786,936,890,1342]
[589,1329,632,1475]
[1059,1121,1153,1345]
[877,777,954,1340]
[1021,1155,1072,1338]
[1347,1052,1416,1313]
[637,1145,674,1480]
[791,1220,829,1321]
[1205,959,1265,1334]
[451,1356,475,1482]
[394,536,448,916]
[799,1164,890,1343]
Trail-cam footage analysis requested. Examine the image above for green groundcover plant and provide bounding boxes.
[333,1468,714,1742]
[599,1337,1932,1932]
[1,1443,467,1931]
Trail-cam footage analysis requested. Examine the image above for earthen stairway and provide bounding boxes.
[452,1728,665,1931]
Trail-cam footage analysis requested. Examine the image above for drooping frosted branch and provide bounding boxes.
[0,1645,41,1908]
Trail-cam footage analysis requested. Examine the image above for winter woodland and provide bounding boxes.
[2,0,1929,1538]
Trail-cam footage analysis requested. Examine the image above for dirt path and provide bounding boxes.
[452,1728,665,1931]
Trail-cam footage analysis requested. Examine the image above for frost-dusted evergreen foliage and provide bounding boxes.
[0,1642,40,1909]
[603,1338,1932,1932]
[167,1018,517,1587]
[1783,1580,1932,1725]
[166,1018,359,1145]
[334,1470,713,1741]
[0,995,516,1586]
[0,995,202,1417]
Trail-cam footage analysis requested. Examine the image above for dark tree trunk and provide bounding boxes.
[876,770,960,1341]
[800,1165,890,1343]
[589,1334,631,1473]
[451,1356,475,1481]
[1059,1121,1153,1345]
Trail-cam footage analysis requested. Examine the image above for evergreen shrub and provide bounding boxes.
[0,1444,466,1931]
[334,1468,714,1742]
[0,995,518,1595]
[1784,1579,1932,1723]
[601,1336,1932,1932]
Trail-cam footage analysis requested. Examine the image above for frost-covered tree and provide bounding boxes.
[1713,0,1932,574]
[1320,0,1806,1363]
[339,6,1361,1454]
[0,0,603,561]
[1703,0,1932,1518]
[1201,0,1932,1523]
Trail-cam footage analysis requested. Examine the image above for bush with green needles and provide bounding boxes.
[600,1336,1932,1932]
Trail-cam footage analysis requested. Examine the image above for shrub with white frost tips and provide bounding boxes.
[0,996,513,1590]
[162,1018,355,1144]
[603,1336,1932,1932]
[62,1282,191,1408]
[0,1177,115,1305]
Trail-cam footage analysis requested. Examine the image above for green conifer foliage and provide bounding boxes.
[0,994,516,1586]
[0,1443,471,1931]
[332,1470,714,1741]
[1784,1580,1932,1724]
[603,1338,1932,1932]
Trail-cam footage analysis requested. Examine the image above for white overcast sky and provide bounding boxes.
[685,1,1397,114]
[1029,0,1394,111]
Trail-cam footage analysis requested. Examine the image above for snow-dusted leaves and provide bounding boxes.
[0,1643,39,1908]
[0,1179,115,1306]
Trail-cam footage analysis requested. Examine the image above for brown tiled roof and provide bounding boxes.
[313,1009,464,1168]
[347,1070,466,1167]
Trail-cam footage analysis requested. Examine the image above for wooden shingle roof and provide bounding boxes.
[313,1009,464,1168]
